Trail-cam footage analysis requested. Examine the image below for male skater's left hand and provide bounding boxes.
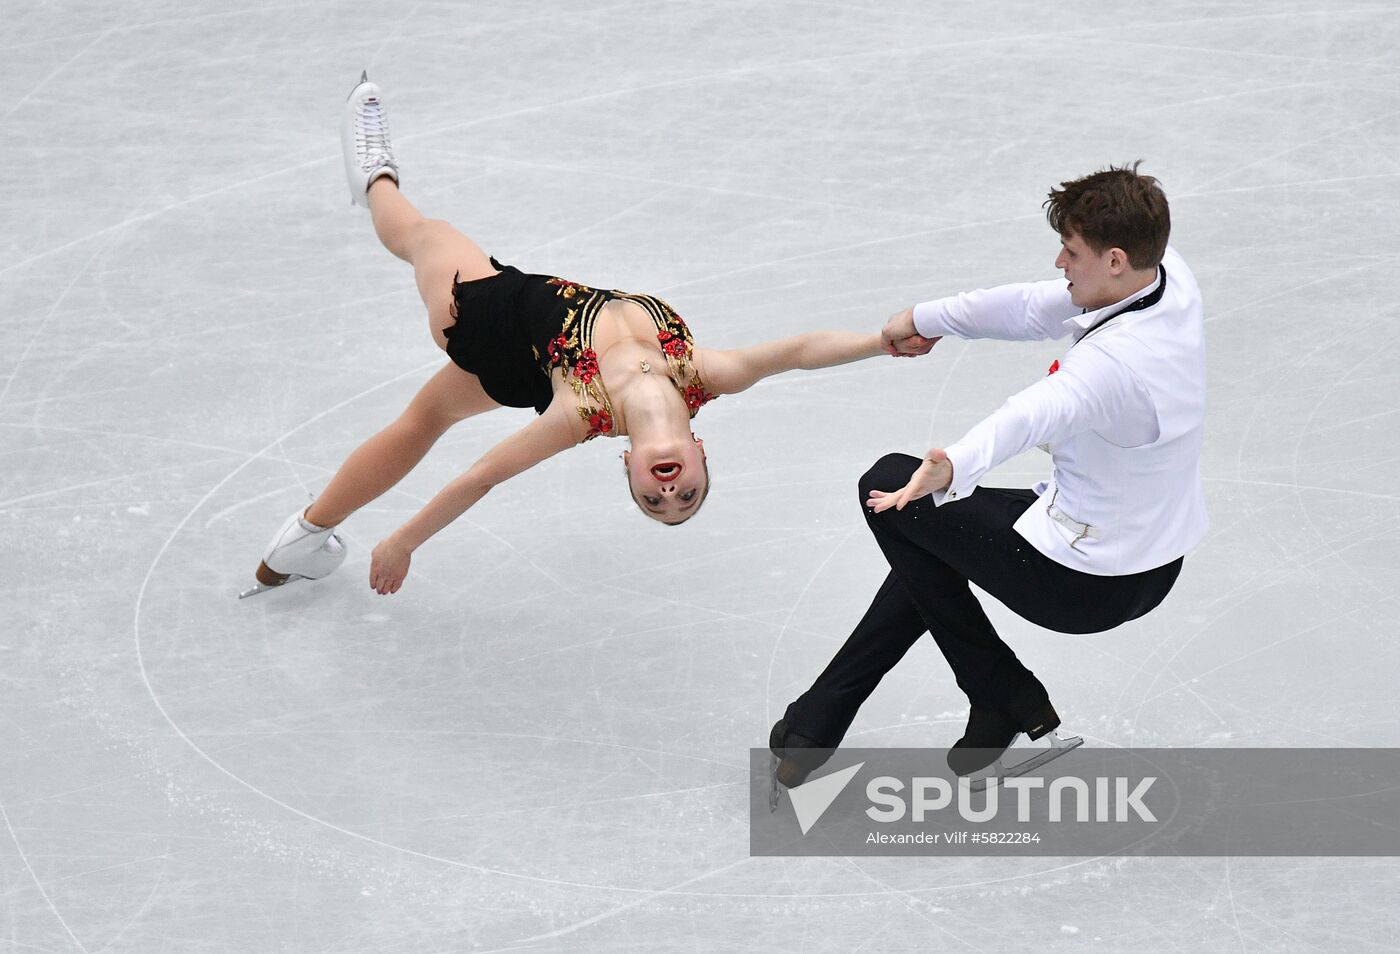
[866,448,954,512]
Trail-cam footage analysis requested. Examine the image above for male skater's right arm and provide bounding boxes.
[907,278,1077,342]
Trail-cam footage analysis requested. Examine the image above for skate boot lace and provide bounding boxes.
[355,98,394,172]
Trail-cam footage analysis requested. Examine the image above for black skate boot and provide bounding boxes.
[947,702,1060,777]
[769,719,837,789]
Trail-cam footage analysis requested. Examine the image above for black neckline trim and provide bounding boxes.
[1074,264,1167,346]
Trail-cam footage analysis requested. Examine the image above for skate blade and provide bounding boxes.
[347,69,370,101]
[237,574,306,600]
[966,731,1084,792]
[768,754,781,813]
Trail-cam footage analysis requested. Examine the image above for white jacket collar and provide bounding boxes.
[1061,266,1165,333]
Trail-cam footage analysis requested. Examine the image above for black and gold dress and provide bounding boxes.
[443,259,716,440]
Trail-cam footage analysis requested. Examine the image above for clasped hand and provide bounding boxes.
[882,306,940,357]
[866,448,954,512]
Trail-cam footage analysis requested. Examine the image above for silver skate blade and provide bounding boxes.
[347,71,369,102]
[966,731,1084,792]
[237,574,306,600]
[768,754,781,813]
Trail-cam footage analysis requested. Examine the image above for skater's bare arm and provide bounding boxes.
[368,403,581,594]
[695,331,885,396]
[396,404,578,547]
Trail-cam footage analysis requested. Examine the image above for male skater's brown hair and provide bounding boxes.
[1044,162,1171,269]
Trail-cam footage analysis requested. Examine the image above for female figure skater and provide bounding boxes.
[242,74,922,599]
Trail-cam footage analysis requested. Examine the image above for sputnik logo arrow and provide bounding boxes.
[787,762,865,835]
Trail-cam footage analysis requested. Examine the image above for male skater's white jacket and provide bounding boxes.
[911,245,1207,576]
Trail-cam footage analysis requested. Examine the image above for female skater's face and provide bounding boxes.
[624,438,708,525]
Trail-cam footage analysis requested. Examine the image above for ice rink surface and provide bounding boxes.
[4,0,1400,950]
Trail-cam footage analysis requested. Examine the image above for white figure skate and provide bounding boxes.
[341,70,399,208]
[238,509,347,599]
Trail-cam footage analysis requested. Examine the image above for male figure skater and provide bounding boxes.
[772,163,1207,784]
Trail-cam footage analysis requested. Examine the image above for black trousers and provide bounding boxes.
[783,453,1183,745]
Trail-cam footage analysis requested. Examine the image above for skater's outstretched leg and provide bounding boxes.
[366,178,497,350]
[305,361,500,528]
[344,73,497,348]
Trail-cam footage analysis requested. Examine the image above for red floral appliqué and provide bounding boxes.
[657,330,689,359]
[684,384,716,412]
[1047,359,1060,375]
[572,347,600,383]
[586,410,614,439]
[547,334,568,366]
